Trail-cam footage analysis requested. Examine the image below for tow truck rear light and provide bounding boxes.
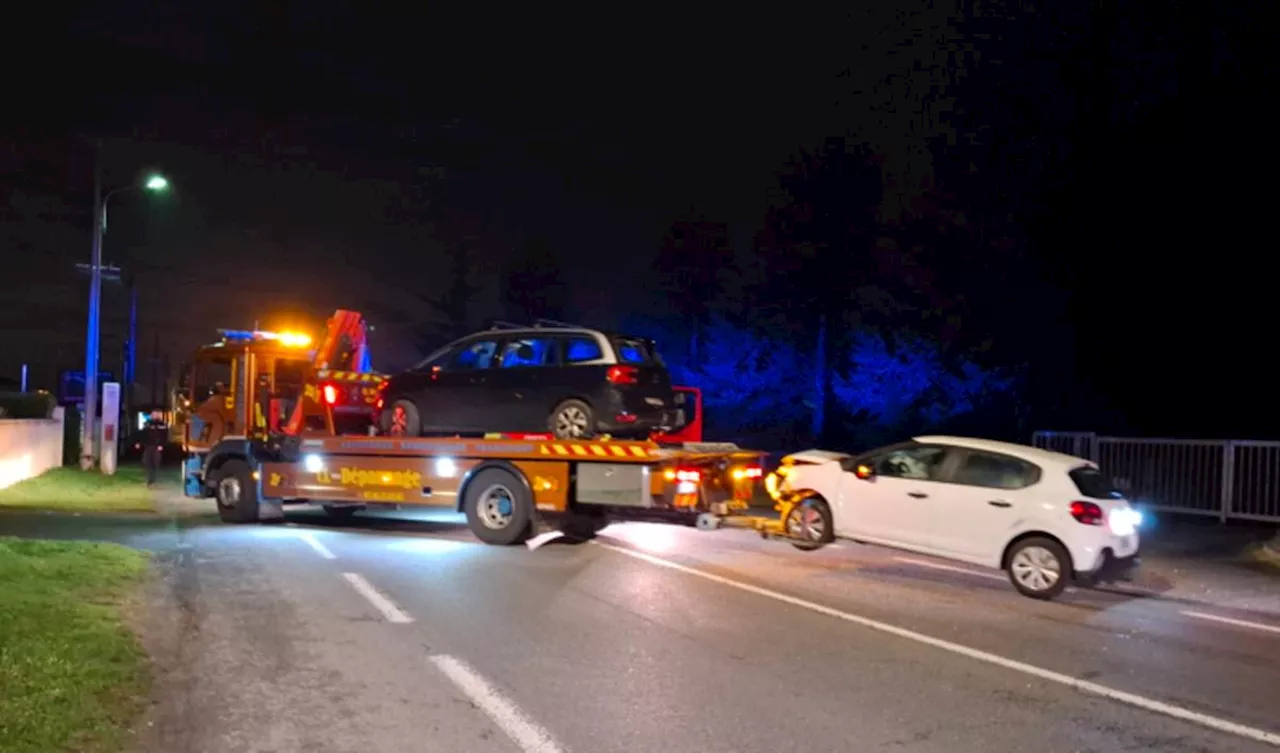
[1069,500,1104,525]
[731,465,763,480]
[606,365,639,385]
[322,383,338,406]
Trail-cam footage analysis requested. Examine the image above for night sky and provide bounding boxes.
[2,1,1274,444]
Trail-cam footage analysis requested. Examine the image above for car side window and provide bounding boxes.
[873,446,948,481]
[449,340,499,370]
[564,337,603,363]
[499,338,556,368]
[951,451,1040,490]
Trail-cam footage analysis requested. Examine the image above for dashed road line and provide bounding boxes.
[342,572,413,624]
[597,542,1280,747]
[1182,610,1280,636]
[430,654,565,753]
[300,531,336,559]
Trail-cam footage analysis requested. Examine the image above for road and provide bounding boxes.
[4,504,1278,753]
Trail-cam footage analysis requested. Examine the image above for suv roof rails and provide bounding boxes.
[533,318,584,329]
[489,320,528,330]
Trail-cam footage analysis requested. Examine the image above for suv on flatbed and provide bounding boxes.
[379,326,682,439]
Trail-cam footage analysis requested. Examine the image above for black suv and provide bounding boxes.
[379,325,681,439]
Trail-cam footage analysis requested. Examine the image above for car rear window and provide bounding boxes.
[612,337,661,365]
[1069,466,1122,499]
[564,337,603,363]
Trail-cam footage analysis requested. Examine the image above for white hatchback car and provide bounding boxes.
[768,435,1141,599]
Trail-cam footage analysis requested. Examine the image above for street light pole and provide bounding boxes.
[80,141,105,470]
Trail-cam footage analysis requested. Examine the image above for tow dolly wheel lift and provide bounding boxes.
[692,493,835,552]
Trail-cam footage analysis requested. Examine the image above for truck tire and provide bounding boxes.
[214,459,260,523]
[463,467,533,545]
[383,399,421,437]
[559,508,609,542]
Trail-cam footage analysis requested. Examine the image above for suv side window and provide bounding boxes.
[564,337,603,363]
[499,337,557,368]
[951,451,1041,489]
[449,339,499,370]
[873,445,949,481]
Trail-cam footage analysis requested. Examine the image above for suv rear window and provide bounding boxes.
[1069,466,1122,499]
[612,337,661,365]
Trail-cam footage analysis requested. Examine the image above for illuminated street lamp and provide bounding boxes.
[80,145,170,471]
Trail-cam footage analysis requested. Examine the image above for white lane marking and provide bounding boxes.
[341,572,413,624]
[1182,610,1280,636]
[597,542,1280,747]
[300,531,336,559]
[430,654,565,753]
[894,556,1005,581]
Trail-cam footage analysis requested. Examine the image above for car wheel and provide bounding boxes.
[382,399,421,437]
[1006,537,1071,599]
[785,496,834,551]
[548,399,594,440]
[462,468,533,545]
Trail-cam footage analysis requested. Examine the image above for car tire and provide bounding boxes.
[1006,536,1071,600]
[785,495,834,551]
[548,399,594,440]
[463,468,533,546]
[214,459,260,523]
[382,399,421,437]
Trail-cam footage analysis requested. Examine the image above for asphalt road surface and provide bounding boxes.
[5,505,1278,753]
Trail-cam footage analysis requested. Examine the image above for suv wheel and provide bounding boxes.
[549,399,594,440]
[382,399,421,436]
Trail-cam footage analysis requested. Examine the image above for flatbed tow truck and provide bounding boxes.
[178,311,825,547]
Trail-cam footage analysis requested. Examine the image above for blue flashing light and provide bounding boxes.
[219,329,257,342]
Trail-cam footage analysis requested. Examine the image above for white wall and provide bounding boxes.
[0,407,65,489]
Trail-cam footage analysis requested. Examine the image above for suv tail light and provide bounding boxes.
[606,365,639,385]
[1069,500,1104,525]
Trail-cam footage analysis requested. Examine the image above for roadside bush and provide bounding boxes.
[0,391,55,419]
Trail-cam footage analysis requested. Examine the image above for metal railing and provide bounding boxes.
[1031,431,1280,523]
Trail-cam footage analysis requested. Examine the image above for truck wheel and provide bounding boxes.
[463,468,533,545]
[785,496,834,551]
[214,459,260,523]
[1006,536,1071,600]
[548,399,594,440]
[383,399,421,437]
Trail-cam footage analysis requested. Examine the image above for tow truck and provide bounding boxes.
[177,310,827,547]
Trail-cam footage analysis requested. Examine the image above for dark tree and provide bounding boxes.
[502,236,566,324]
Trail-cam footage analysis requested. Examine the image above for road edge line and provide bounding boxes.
[597,542,1280,747]
[1182,610,1280,635]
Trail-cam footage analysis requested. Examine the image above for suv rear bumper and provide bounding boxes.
[598,408,680,435]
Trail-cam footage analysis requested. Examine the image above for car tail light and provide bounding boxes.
[606,365,639,385]
[1070,500,1104,525]
[321,383,338,406]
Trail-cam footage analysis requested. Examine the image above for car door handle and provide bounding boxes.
[907,492,928,499]
[987,500,1012,508]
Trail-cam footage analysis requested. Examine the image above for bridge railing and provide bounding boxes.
[1031,431,1280,523]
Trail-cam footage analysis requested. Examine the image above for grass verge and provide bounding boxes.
[0,466,156,513]
[1243,537,1280,572]
[0,537,151,753]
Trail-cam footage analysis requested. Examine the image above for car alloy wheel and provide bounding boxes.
[1010,545,1061,593]
[554,405,590,438]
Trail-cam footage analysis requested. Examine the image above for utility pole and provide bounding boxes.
[80,141,104,470]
